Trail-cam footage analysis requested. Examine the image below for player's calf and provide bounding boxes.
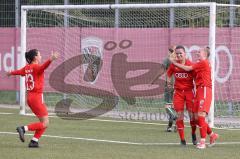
[165,106,177,132]
[165,106,177,121]
[192,134,197,145]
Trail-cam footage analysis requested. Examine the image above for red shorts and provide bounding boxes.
[173,89,194,112]
[27,92,48,118]
[193,86,212,113]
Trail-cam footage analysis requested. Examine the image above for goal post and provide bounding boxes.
[20,2,240,128]
[209,3,216,128]
[19,7,27,115]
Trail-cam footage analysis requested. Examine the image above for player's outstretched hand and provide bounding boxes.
[50,51,59,61]
[6,71,11,77]
[169,54,176,64]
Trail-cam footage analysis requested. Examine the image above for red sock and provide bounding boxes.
[27,122,45,131]
[206,123,212,135]
[195,120,199,126]
[198,116,207,139]
[33,128,46,139]
[190,120,197,135]
[176,120,185,140]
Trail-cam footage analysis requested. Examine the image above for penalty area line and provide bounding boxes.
[1,131,240,146]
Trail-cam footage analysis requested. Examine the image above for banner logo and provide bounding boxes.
[81,36,103,84]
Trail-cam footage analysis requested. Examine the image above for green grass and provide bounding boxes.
[0,107,240,159]
[1,90,240,116]
[0,91,18,104]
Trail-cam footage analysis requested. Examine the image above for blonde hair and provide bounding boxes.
[204,46,210,58]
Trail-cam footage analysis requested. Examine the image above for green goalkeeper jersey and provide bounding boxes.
[163,57,174,103]
[163,57,174,85]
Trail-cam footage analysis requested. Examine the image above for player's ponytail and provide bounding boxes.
[25,49,38,64]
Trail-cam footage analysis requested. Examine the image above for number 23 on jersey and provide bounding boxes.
[26,73,35,90]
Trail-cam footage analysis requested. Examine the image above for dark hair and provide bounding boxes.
[168,48,174,53]
[168,45,175,53]
[175,45,185,52]
[25,49,38,64]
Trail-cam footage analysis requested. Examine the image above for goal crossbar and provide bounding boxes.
[21,3,216,10]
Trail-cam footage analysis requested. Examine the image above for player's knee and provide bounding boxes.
[188,112,194,120]
[41,118,49,128]
[194,113,198,120]
[176,112,184,120]
[43,121,49,128]
[198,111,206,117]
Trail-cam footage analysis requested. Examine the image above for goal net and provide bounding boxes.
[213,4,240,128]
[20,3,240,128]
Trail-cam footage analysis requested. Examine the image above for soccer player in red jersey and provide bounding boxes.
[170,47,219,149]
[167,45,197,146]
[7,49,58,148]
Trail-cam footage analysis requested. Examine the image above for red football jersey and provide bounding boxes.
[10,60,51,93]
[167,59,194,90]
[192,59,212,88]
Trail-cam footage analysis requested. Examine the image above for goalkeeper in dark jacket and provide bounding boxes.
[150,46,177,132]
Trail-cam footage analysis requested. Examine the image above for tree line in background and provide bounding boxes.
[0,0,239,27]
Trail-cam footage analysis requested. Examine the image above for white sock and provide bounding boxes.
[32,137,38,142]
[210,132,214,136]
[200,138,206,142]
[24,126,28,131]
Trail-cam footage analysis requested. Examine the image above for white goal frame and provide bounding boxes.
[20,3,217,127]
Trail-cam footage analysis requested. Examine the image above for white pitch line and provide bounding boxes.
[1,112,240,131]
[213,127,240,131]
[0,112,14,115]
[24,113,171,126]
[88,119,240,131]
[1,131,240,146]
[0,131,171,145]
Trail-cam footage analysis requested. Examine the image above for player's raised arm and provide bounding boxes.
[50,51,59,61]
[169,56,193,71]
[7,67,25,77]
[166,75,173,89]
[37,51,59,73]
[149,70,162,85]
[150,46,176,85]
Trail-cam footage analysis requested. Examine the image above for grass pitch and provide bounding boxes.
[0,107,240,159]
